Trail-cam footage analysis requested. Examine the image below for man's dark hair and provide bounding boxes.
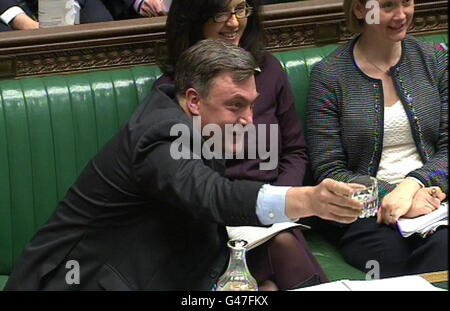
[159,0,266,77]
[174,39,257,98]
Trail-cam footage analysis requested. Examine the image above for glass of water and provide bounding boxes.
[350,176,378,218]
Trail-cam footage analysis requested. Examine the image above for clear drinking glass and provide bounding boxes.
[215,239,258,291]
[350,176,379,218]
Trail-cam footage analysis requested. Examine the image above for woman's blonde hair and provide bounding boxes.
[343,0,366,34]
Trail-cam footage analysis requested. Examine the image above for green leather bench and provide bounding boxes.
[0,33,447,290]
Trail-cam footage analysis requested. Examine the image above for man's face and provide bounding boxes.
[196,71,258,154]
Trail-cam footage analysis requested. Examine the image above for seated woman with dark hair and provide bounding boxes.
[306,0,447,278]
[154,0,328,290]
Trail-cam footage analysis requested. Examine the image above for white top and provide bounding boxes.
[376,101,423,184]
[293,275,444,291]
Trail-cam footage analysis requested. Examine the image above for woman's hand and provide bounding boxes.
[403,186,446,218]
[377,178,421,225]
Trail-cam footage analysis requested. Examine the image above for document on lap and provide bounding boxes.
[226,222,310,250]
[397,202,448,238]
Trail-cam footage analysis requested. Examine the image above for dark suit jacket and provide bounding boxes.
[0,1,94,15]
[5,85,264,290]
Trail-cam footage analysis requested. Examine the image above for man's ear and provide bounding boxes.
[185,88,201,115]
[353,0,367,20]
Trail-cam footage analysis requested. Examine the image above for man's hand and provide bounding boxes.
[286,178,364,224]
[377,178,421,225]
[139,0,167,17]
[403,186,446,219]
[10,13,39,30]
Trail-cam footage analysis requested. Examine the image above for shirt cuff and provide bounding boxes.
[1,6,25,25]
[134,0,145,13]
[256,184,297,225]
[406,176,425,188]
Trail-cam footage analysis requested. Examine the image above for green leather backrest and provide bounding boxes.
[0,66,162,274]
[273,44,340,127]
[0,33,447,275]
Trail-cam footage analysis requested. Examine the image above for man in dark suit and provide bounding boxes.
[0,0,113,31]
[4,39,363,290]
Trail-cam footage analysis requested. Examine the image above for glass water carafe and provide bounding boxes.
[215,239,258,291]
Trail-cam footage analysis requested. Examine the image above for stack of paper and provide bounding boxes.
[226,222,310,250]
[397,202,448,238]
[292,275,445,291]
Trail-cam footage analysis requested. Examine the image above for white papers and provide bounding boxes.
[292,275,446,291]
[226,222,310,250]
[397,202,448,238]
[343,276,445,291]
[292,280,352,291]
